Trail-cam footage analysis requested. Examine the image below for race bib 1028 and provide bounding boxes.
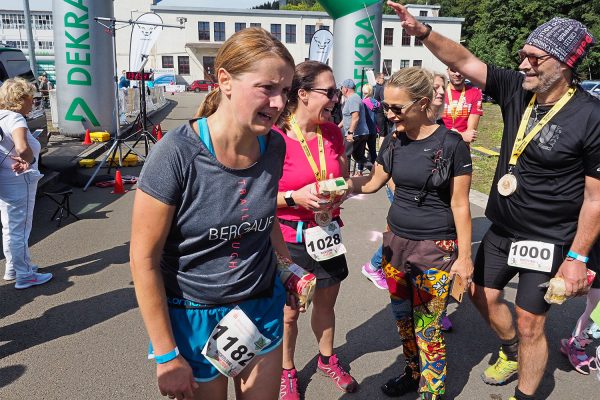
[304,221,346,261]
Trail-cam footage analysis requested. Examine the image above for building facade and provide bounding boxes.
[114,0,463,85]
[0,0,54,79]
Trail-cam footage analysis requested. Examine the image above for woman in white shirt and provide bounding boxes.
[0,77,52,288]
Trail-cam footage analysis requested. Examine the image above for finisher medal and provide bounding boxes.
[314,210,332,226]
[497,173,517,197]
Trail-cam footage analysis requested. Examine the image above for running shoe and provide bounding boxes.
[317,354,358,393]
[481,349,518,385]
[279,368,300,400]
[585,323,600,340]
[440,316,453,332]
[361,262,388,290]
[381,364,419,397]
[4,265,38,281]
[560,336,595,375]
[15,272,53,289]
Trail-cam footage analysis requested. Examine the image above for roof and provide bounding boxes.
[151,5,464,23]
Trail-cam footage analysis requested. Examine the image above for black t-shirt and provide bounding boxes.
[484,65,600,244]
[377,126,472,240]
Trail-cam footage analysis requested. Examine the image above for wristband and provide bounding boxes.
[416,23,432,41]
[154,347,179,364]
[567,250,589,263]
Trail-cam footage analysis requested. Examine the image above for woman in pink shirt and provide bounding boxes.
[273,61,357,399]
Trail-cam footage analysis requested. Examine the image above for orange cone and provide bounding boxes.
[111,170,127,194]
[82,129,92,145]
[151,124,157,137]
[156,125,163,141]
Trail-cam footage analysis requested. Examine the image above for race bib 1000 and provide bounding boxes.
[201,306,271,377]
[508,240,554,273]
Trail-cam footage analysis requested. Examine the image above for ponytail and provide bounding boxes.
[194,88,221,118]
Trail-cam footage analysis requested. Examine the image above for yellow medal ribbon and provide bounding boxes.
[290,114,327,181]
[508,87,576,166]
[447,84,466,128]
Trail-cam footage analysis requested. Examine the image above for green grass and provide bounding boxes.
[471,103,504,194]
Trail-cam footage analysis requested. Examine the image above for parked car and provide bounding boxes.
[581,80,600,99]
[0,47,49,158]
[187,80,218,92]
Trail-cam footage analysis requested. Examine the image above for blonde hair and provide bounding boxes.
[433,72,447,87]
[195,28,295,118]
[0,77,36,112]
[386,67,434,103]
[361,83,373,97]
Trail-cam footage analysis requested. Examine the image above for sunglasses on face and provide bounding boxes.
[381,99,419,116]
[310,87,338,100]
[517,50,553,68]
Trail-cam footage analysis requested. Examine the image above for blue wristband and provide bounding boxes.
[567,250,589,263]
[154,347,179,364]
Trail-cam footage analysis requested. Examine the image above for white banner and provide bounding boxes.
[308,29,334,64]
[129,12,163,72]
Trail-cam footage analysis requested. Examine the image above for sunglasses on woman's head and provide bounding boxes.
[309,87,338,100]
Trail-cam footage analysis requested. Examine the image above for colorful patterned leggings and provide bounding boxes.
[382,232,457,396]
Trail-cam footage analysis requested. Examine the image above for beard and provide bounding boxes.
[522,63,563,93]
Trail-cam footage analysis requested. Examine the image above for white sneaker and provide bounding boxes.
[4,265,39,281]
[15,272,53,289]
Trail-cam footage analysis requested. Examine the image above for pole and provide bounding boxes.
[22,0,38,78]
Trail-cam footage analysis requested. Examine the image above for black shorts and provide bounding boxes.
[286,242,348,289]
[473,225,569,315]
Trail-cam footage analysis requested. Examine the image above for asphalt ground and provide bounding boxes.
[0,92,598,399]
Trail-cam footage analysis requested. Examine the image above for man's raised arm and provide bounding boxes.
[387,1,488,90]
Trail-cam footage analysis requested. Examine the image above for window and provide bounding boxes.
[162,56,174,68]
[415,36,424,47]
[37,41,53,50]
[401,30,411,46]
[383,59,392,75]
[33,14,52,30]
[383,28,394,46]
[285,24,296,43]
[214,22,225,41]
[270,24,281,41]
[400,59,410,69]
[198,21,210,41]
[413,60,422,67]
[321,25,330,31]
[5,40,28,49]
[235,22,246,32]
[1,13,25,29]
[178,56,190,75]
[250,22,261,28]
[420,11,428,17]
[305,24,315,43]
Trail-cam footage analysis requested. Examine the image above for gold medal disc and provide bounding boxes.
[498,173,517,197]
[314,211,332,227]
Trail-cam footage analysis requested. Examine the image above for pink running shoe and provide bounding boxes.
[279,368,300,400]
[560,337,596,375]
[317,354,358,393]
[361,263,388,290]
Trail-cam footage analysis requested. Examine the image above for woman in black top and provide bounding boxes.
[348,67,473,400]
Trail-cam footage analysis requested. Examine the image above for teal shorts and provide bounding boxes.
[148,278,285,382]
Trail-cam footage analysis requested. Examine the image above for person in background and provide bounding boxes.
[339,79,370,176]
[0,78,52,289]
[130,28,295,400]
[119,70,130,89]
[441,67,483,144]
[374,72,388,136]
[38,75,53,109]
[362,83,380,164]
[349,67,473,400]
[275,60,357,399]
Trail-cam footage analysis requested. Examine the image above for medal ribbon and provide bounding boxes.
[290,114,326,181]
[508,87,575,166]
[447,84,466,128]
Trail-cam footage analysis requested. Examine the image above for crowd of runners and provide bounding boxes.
[126,2,600,400]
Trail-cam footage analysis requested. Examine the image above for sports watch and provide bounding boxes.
[284,190,296,207]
